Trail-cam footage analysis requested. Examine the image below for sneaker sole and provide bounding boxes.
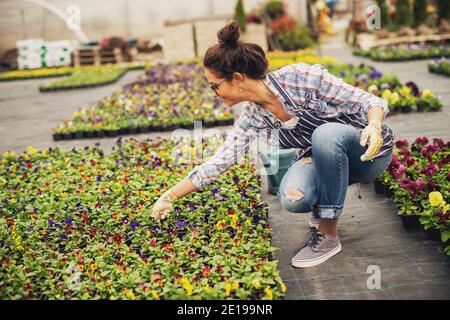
[291,243,342,268]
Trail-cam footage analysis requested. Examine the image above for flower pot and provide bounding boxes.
[204,121,215,128]
[373,180,384,195]
[181,123,194,129]
[106,130,119,137]
[52,133,62,141]
[85,131,95,139]
[420,225,441,242]
[216,120,227,126]
[400,215,421,230]
[416,103,426,112]
[96,130,105,138]
[74,131,84,139]
[400,106,412,113]
[129,127,138,134]
[383,185,394,198]
[119,128,130,135]
[138,126,150,133]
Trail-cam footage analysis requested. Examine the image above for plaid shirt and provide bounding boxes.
[187,63,390,190]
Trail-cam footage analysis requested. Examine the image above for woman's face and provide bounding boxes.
[204,68,243,106]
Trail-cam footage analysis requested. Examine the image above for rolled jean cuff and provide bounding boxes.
[315,205,343,219]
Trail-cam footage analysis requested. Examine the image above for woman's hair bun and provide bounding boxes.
[217,21,241,47]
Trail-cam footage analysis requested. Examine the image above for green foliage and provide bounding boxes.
[265,0,284,19]
[437,0,450,21]
[413,0,428,27]
[234,0,247,32]
[376,0,390,29]
[395,0,413,27]
[276,26,315,51]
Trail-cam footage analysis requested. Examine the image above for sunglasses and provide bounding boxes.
[208,78,227,94]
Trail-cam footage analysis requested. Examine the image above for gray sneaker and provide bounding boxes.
[291,229,342,268]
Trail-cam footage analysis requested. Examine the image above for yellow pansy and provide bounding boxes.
[204,284,213,294]
[429,191,445,207]
[215,219,227,230]
[421,89,433,98]
[150,290,159,299]
[381,89,392,100]
[264,287,273,300]
[399,86,412,97]
[225,283,232,296]
[181,278,193,296]
[124,289,135,300]
[27,146,37,154]
[252,279,261,289]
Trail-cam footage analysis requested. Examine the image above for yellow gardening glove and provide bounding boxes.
[151,190,177,220]
[360,119,383,161]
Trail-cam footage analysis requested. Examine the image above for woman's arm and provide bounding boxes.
[151,102,264,219]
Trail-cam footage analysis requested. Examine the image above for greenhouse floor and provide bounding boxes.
[0,34,449,300]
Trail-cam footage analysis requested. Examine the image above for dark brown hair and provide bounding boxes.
[203,21,268,80]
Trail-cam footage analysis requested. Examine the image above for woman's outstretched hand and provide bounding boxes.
[360,119,383,161]
[151,190,177,220]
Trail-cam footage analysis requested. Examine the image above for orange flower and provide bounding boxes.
[202,266,211,278]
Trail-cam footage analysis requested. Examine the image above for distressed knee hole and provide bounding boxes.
[283,188,304,201]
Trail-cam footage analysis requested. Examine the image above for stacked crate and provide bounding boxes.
[16,39,78,70]
[73,46,122,67]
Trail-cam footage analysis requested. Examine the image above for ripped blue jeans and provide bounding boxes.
[277,122,393,219]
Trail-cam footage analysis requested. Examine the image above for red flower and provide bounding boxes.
[149,239,156,247]
[6,218,14,229]
[113,233,122,244]
[26,162,33,168]
[216,265,224,274]
[413,137,429,145]
[202,266,211,278]
[395,140,409,149]
[420,162,437,177]
[228,209,235,215]
[90,159,96,166]
[82,214,89,222]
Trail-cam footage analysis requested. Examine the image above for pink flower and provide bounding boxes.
[397,164,407,176]
[420,162,437,177]
[395,140,409,149]
[398,149,411,158]
[413,137,429,145]
[432,138,445,149]
[406,158,415,167]
[415,177,424,192]
[399,178,415,191]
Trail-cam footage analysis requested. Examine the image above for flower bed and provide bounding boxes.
[327,64,443,113]
[266,56,443,114]
[0,137,285,299]
[353,44,450,62]
[267,49,338,70]
[0,67,73,81]
[428,58,450,77]
[39,66,128,92]
[375,137,450,255]
[51,62,234,140]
